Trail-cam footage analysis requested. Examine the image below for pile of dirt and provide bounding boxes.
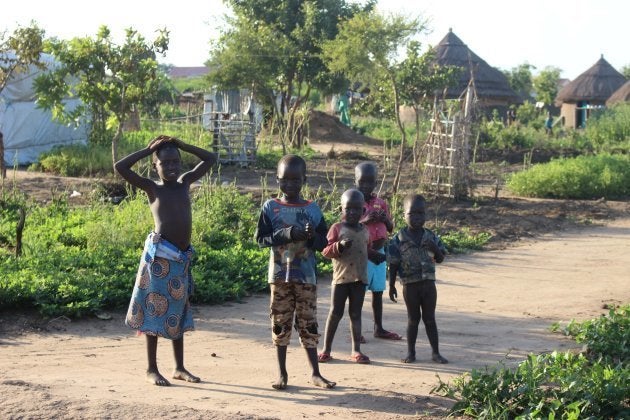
[308,110,381,146]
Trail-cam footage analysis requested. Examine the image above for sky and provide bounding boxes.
[3,0,628,81]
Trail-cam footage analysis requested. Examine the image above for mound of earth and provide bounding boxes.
[308,110,381,146]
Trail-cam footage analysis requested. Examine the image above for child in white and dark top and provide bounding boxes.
[318,189,386,364]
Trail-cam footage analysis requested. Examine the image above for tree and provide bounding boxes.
[208,0,373,148]
[322,11,427,192]
[397,41,461,163]
[0,22,46,179]
[34,26,169,169]
[620,64,630,79]
[503,63,535,101]
[0,22,46,92]
[533,66,562,107]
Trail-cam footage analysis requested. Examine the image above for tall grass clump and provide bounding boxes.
[435,305,630,419]
[507,154,630,199]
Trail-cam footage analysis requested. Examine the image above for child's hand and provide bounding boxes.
[148,135,172,151]
[290,227,309,241]
[389,286,397,303]
[423,238,441,254]
[304,222,313,239]
[369,252,386,265]
[339,238,353,252]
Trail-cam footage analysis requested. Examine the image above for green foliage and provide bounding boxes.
[507,154,630,199]
[533,66,562,107]
[0,180,268,316]
[209,0,370,146]
[170,75,211,94]
[32,125,213,176]
[352,116,413,145]
[583,102,630,153]
[0,22,45,92]
[503,63,535,100]
[435,306,630,418]
[553,305,629,363]
[440,228,492,253]
[34,25,170,166]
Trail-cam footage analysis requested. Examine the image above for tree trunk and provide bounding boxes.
[390,73,407,194]
[412,106,421,166]
[112,124,123,173]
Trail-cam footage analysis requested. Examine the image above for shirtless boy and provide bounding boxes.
[115,135,216,386]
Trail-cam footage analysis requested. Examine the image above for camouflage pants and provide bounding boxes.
[269,283,319,348]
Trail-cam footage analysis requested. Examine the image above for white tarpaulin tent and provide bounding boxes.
[1,52,88,165]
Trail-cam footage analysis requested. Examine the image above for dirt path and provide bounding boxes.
[1,218,629,419]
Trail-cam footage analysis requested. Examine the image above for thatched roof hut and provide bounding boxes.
[606,80,630,106]
[433,29,520,108]
[555,55,625,128]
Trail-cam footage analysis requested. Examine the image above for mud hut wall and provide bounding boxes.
[560,103,577,128]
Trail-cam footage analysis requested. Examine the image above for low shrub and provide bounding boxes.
[506,154,630,199]
[435,305,630,419]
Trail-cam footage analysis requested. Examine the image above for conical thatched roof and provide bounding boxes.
[606,80,630,106]
[434,29,520,102]
[555,56,625,105]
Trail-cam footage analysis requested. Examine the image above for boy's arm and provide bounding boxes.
[114,146,156,196]
[322,224,343,259]
[388,262,399,302]
[175,139,218,184]
[387,236,401,302]
[425,232,446,264]
[383,202,394,232]
[254,207,293,248]
[307,216,328,252]
[367,243,386,264]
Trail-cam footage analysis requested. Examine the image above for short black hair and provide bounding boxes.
[152,140,181,163]
[355,161,377,178]
[341,188,365,207]
[403,193,426,210]
[277,154,306,177]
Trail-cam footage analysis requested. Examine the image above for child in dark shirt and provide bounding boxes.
[388,194,448,364]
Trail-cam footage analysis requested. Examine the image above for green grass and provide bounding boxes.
[507,154,630,199]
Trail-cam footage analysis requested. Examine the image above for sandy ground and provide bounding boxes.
[1,218,629,419]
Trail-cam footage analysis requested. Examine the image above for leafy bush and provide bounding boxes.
[583,102,630,153]
[507,154,630,199]
[0,180,268,317]
[435,306,630,419]
[552,305,629,363]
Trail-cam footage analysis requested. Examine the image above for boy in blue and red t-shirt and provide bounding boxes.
[255,154,335,390]
[355,161,402,341]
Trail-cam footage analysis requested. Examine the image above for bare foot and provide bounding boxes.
[147,369,171,386]
[432,353,448,364]
[272,373,288,390]
[401,354,416,363]
[312,374,336,389]
[172,368,200,383]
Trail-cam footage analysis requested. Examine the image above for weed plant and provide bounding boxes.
[507,154,630,199]
[435,305,630,418]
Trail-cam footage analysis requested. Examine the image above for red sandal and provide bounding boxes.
[350,353,370,364]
